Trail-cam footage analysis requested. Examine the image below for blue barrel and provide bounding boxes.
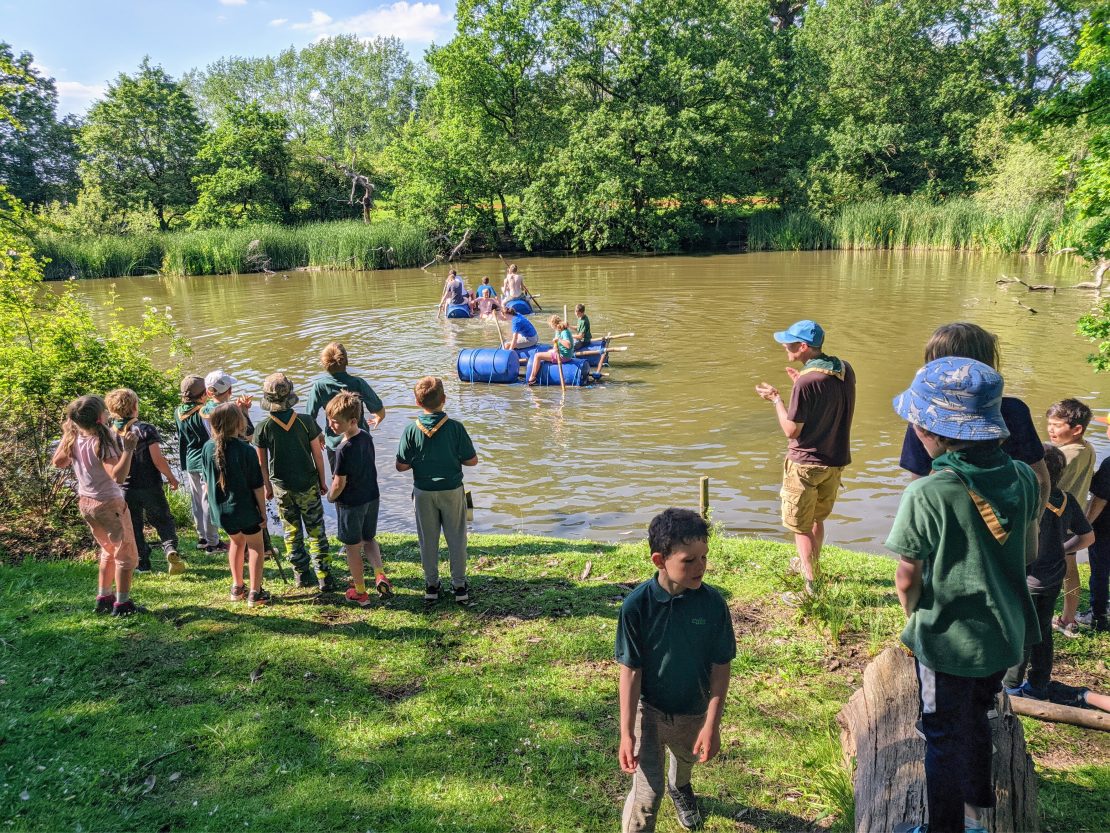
[446,303,472,319]
[577,339,609,368]
[504,297,532,315]
[524,354,591,387]
[457,348,521,384]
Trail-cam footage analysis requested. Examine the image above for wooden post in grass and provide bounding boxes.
[699,476,710,518]
[837,647,1039,833]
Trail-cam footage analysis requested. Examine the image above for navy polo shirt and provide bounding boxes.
[615,574,736,715]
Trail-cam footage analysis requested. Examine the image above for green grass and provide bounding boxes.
[34,220,434,280]
[748,198,1072,254]
[1,533,1107,831]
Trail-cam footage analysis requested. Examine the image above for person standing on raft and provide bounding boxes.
[755,320,855,598]
[528,315,576,386]
[499,305,539,351]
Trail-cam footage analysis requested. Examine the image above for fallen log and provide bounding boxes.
[837,647,1039,832]
[1009,696,1110,732]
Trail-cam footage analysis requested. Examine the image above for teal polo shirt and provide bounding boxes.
[615,575,736,715]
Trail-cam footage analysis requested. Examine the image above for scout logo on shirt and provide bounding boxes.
[690,617,707,625]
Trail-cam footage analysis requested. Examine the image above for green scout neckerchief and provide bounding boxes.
[931,444,1022,545]
[111,417,137,435]
[796,355,846,381]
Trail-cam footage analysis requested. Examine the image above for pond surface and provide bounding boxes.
[74,250,1108,554]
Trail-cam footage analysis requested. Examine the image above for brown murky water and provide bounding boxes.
[73,250,1107,553]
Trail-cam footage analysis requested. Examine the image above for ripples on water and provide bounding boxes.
[76,251,1104,553]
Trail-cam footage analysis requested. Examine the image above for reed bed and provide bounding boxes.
[749,198,1068,254]
[34,220,433,280]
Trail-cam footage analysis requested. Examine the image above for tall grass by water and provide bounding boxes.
[35,220,433,280]
[748,198,1068,254]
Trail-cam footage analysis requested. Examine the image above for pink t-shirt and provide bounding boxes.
[72,433,123,501]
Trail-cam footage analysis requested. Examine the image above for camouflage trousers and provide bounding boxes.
[274,485,332,578]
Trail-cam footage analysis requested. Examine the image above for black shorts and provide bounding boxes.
[224,522,262,537]
[336,499,379,545]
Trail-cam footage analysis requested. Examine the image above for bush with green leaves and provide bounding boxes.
[0,187,188,561]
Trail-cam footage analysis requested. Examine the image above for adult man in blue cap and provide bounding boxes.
[755,320,856,596]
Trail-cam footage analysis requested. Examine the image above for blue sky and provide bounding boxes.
[5,1,459,116]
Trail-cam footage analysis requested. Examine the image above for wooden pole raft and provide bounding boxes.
[836,647,1039,832]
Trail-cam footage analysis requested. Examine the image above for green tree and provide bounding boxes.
[78,58,203,230]
[188,102,292,227]
[0,43,79,206]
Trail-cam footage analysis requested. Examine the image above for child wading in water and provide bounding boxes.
[201,403,271,608]
[52,395,146,616]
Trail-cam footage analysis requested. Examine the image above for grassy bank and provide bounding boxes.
[747,198,1077,254]
[35,219,433,280]
[2,532,1108,832]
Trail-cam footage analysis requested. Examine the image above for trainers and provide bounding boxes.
[111,599,146,617]
[965,818,989,833]
[345,586,372,607]
[667,784,702,830]
[375,576,394,600]
[197,538,209,550]
[1076,610,1095,627]
[453,583,470,603]
[229,584,248,602]
[1052,616,1081,638]
[1094,616,1110,633]
[247,588,271,608]
[293,571,317,589]
[424,583,441,602]
[94,593,116,615]
[136,556,153,574]
[206,540,229,554]
[1007,681,1046,700]
[318,574,339,593]
[166,550,186,576]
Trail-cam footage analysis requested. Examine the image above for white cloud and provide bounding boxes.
[290,9,333,30]
[289,3,452,42]
[218,0,247,5]
[269,17,288,25]
[55,80,107,116]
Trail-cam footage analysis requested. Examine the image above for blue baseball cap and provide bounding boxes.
[773,320,824,348]
[893,357,1009,441]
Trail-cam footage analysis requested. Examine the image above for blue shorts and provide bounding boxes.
[336,499,379,545]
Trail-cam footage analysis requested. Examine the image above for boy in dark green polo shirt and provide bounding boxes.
[176,375,224,553]
[887,358,1040,833]
[305,342,385,473]
[254,372,334,591]
[573,303,592,349]
[395,376,478,604]
[615,508,736,832]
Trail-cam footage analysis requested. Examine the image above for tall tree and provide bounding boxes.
[0,43,79,207]
[78,59,203,230]
[188,102,291,227]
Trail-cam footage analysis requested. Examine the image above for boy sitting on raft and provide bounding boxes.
[475,277,500,318]
[573,303,592,350]
[500,305,538,350]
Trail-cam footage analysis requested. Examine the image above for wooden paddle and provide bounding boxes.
[606,332,635,340]
[493,310,505,344]
[554,344,566,392]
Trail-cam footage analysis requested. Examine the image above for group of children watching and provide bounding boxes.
[53,321,1110,833]
[56,341,478,615]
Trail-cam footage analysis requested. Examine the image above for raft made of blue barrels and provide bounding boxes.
[503,297,532,315]
[517,338,610,368]
[445,303,472,318]
[524,353,591,387]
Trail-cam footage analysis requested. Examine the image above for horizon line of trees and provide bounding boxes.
[0,0,1106,266]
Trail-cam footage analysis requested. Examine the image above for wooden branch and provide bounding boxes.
[448,229,473,262]
[1009,696,1110,732]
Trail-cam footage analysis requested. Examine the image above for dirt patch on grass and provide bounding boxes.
[730,598,791,638]
[369,679,423,703]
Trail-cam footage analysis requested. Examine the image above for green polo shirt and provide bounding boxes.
[200,437,264,532]
[396,412,476,492]
[575,314,591,345]
[254,410,322,492]
[885,449,1040,677]
[176,402,210,473]
[306,371,384,451]
[615,575,736,715]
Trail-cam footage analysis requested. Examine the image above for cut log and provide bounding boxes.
[837,647,1039,832]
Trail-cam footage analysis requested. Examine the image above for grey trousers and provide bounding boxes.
[182,471,219,544]
[413,485,468,589]
[622,702,705,833]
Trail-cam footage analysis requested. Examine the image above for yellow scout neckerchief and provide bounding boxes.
[1045,493,1068,518]
[415,415,449,438]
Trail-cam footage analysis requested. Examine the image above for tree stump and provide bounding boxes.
[836,647,1039,832]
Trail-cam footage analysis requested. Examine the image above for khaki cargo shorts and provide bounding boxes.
[779,460,844,534]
